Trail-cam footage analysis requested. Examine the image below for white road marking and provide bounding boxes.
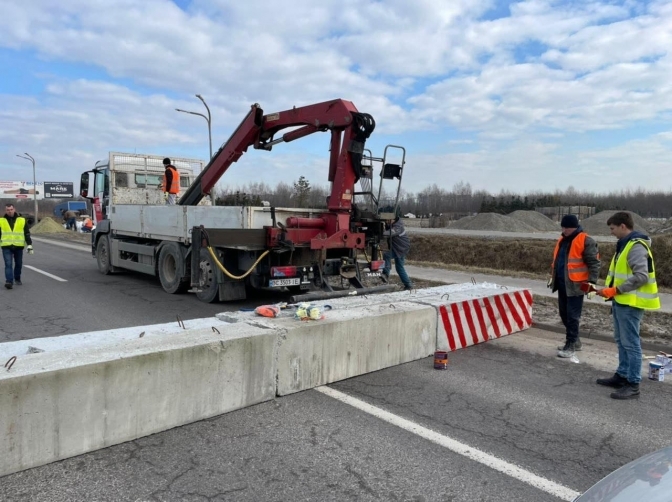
[315,386,580,501]
[24,265,68,282]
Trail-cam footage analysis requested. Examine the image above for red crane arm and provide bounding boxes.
[179,98,374,211]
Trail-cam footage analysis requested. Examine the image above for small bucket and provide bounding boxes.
[434,350,448,370]
[649,362,664,381]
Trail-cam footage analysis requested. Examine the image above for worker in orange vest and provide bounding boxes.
[82,217,94,233]
[161,158,180,205]
[548,214,601,359]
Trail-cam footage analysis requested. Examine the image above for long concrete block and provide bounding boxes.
[273,301,437,395]
[0,325,277,477]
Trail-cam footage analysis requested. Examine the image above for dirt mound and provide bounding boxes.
[508,210,560,232]
[30,217,69,234]
[580,210,650,236]
[449,212,538,232]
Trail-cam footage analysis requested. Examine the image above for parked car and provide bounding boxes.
[574,446,672,501]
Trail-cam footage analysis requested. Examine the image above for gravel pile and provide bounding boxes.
[449,212,538,232]
[30,217,69,234]
[580,210,650,236]
[508,210,560,232]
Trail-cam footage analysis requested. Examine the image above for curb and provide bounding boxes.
[532,322,670,353]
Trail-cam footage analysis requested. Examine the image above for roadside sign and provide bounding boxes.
[44,181,75,198]
[0,181,44,200]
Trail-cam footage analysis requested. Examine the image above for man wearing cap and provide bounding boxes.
[161,158,180,205]
[549,214,601,358]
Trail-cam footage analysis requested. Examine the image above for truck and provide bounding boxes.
[79,99,405,303]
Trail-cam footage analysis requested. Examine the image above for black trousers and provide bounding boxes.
[557,285,584,343]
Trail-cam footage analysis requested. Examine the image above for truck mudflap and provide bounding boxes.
[289,284,397,303]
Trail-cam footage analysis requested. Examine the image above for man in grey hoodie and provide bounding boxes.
[381,206,413,290]
[596,211,660,400]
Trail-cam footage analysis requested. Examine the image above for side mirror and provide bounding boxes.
[80,172,90,198]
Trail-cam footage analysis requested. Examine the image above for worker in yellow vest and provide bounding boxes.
[0,203,34,289]
[596,211,660,400]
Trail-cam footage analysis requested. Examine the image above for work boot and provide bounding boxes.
[15,279,22,285]
[610,383,640,400]
[596,373,627,389]
[403,285,414,291]
[557,339,582,351]
[381,271,389,283]
[4,282,12,290]
[557,342,576,358]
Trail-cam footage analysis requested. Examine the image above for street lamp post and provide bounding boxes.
[176,94,214,204]
[16,153,37,223]
[176,94,212,160]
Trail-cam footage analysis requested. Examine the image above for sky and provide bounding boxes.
[1,0,672,196]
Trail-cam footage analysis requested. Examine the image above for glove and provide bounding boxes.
[597,287,617,299]
[26,245,34,255]
[163,192,169,201]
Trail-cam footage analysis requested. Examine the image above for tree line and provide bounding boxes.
[214,180,672,218]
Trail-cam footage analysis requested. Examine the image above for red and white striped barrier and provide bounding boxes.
[436,290,533,352]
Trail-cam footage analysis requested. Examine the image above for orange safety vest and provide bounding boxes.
[551,232,593,283]
[83,218,93,228]
[162,165,180,194]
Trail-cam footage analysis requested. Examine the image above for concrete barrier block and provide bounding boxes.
[432,289,533,351]
[0,325,277,477]
[275,302,436,395]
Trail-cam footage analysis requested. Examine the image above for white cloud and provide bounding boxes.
[1,0,672,195]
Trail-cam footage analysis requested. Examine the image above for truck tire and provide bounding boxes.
[96,235,117,275]
[196,248,219,303]
[158,242,189,294]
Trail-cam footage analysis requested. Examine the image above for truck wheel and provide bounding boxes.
[196,248,219,303]
[96,235,117,275]
[158,243,189,294]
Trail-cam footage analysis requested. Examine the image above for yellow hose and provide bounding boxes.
[207,246,270,280]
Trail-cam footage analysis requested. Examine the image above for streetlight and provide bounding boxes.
[16,153,37,223]
[176,95,214,205]
[176,94,212,160]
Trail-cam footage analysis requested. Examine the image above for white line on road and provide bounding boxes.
[315,386,580,501]
[24,265,68,282]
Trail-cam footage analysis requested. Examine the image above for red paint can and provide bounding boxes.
[434,350,448,370]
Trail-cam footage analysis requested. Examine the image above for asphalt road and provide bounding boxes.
[2,329,671,501]
[3,237,671,501]
[0,238,267,343]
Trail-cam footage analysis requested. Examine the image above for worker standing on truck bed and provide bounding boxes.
[162,158,180,205]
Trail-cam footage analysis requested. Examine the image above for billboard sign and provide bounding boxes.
[0,181,44,200]
[44,182,75,199]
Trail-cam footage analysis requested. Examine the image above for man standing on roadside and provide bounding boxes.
[381,206,413,291]
[0,203,33,289]
[161,158,180,205]
[549,214,601,358]
[596,211,660,400]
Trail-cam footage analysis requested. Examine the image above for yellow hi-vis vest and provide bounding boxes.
[606,239,660,310]
[0,217,27,248]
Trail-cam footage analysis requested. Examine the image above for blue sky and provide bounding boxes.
[1,0,672,196]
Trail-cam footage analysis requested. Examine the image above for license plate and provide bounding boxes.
[269,278,300,287]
